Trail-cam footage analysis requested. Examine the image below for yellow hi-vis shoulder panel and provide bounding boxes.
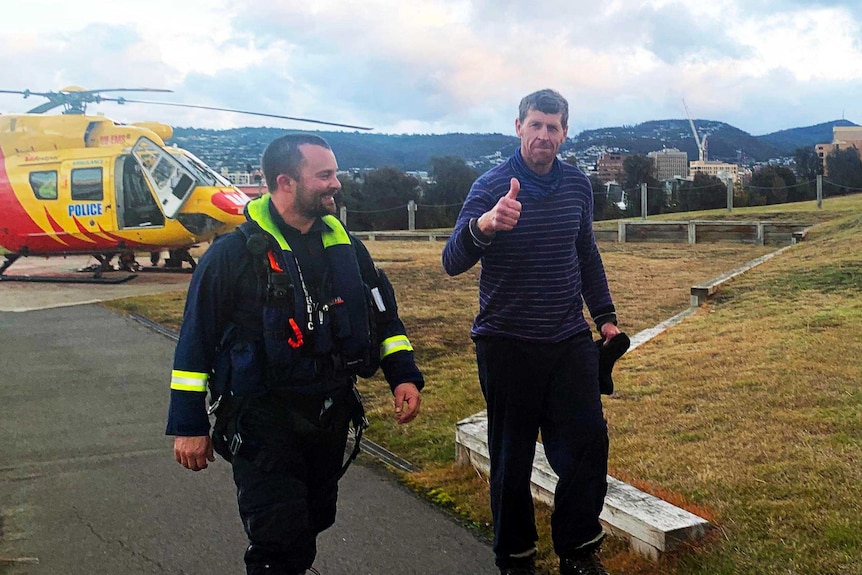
[246,195,291,251]
[380,335,413,359]
[171,370,209,393]
[321,215,351,248]
[245,197,349,250]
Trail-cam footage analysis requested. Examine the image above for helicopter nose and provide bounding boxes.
[211,190,249,215]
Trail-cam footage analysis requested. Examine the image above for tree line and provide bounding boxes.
[610,146,862,219]
[335,148,862,231]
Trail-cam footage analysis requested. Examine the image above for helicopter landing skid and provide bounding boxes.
[0,254,137,284]
[137,266,194,274]
[0,273,137,284]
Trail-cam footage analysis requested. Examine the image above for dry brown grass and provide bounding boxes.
[104,195,862,574]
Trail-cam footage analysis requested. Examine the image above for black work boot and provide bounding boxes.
[560,539,610,575]
[499,554,536,574]
[500,565,536,575]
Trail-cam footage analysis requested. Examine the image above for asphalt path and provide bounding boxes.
[0,281,496,573]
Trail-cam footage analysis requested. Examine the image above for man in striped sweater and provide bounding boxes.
[442,89,621,575]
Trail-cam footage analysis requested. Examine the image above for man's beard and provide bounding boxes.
[295,184,337,218]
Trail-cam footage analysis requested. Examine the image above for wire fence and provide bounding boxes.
[337,176,857,231]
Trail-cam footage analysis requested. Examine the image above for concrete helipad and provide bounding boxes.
[0,255,193,312]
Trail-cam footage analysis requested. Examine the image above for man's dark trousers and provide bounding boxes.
[231,390,353,575]
[475,332,608,568]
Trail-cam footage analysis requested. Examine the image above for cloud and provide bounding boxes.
[2,0,862,135]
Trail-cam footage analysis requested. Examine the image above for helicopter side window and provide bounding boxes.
[29,171,58,200]
[71,167,103,201]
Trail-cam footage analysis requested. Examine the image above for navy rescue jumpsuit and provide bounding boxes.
[167,196,423,574]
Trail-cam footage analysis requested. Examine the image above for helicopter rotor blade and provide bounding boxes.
[0,89,52,98]
[27,101,65,114]
[100,97,373,131]
[0,88,175,114]
[61,88,175,96]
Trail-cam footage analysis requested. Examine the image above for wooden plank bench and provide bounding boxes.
[455,411,711,560]
[617,220,813,246]
[354,231,451,241]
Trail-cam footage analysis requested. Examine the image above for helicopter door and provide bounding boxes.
[62,162,115,234]
[115,155,165,229]
[131,137,198,219]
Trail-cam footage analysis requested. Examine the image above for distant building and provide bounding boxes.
[689,160,739,183]
[648,148,689,181]
[815,126,862,175]
[221,169,266,197]
[596,152,628,183]
[406,171,432,183]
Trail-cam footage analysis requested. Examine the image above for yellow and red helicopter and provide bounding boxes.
[0,86,370,283]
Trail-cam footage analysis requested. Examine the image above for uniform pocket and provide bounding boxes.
[229,340,265,397]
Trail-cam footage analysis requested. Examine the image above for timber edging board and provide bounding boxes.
[616,220,813,245]
[689,240,805,306]
[353,231,450,241]
[455,411,711,560]
[352,221,811,245]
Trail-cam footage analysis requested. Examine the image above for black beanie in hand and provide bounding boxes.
[595,332,631,395]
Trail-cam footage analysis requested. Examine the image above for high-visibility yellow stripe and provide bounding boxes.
[380,335,413,359]
[247,197,350,250]
[247,195,291,251]
[170,370,208,393]
[321,215,351,247]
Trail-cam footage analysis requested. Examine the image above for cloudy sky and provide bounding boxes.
[2,0,861,137]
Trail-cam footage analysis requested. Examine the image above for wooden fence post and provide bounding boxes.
[641,183,647,220]
[726,179,734,213]
[408,200,417,231]
[817,174,823,209]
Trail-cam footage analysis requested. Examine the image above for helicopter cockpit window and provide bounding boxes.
[29,171,58,200]
[132,137,199,219]
[71,167,104,201]
[170,148,233,187]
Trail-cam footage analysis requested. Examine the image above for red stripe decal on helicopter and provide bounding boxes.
[71,217,100,243]
[1,148,69,251]
[212,190,250,215]
[42,208,75,245]
[96,224,146,248]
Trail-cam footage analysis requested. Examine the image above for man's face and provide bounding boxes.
[293,144,342,218]
[515,108,568,174]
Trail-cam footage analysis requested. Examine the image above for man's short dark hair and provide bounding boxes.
[261,133,332,192]
[519,89,569,129]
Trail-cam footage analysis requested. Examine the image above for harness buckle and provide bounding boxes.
[228,432,243,456]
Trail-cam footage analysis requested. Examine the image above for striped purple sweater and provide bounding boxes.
[442,150,616,343]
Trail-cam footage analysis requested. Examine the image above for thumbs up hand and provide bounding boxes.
[477,178,522,234]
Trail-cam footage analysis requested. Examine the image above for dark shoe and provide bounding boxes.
[499,554,536,575]
[560,547,609,575]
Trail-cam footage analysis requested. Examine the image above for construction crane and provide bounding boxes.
[682,99,708,162]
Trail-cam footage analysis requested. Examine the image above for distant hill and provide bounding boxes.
[757,119,859,152]
[172,127,520,173]
[170,119,856,173]
[567,119,784,164]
